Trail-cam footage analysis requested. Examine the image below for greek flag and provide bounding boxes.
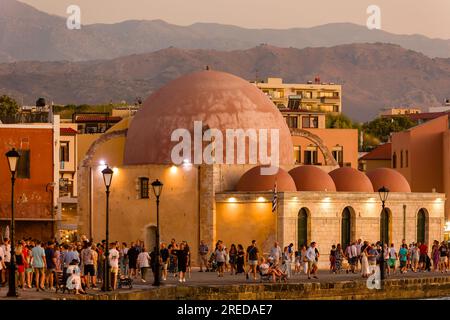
[272,181,277,213]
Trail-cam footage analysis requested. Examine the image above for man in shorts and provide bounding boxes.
[32,240,46,291]
[245,240,259,281]
[306,242,319,279]
[81,241,96,289]
[44,241,57,290]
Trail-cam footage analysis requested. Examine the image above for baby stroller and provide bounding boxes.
[207,252,218,272]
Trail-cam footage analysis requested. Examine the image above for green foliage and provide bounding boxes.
[362,116,417,143]
[326,113,358,129]
[0,95,19,118]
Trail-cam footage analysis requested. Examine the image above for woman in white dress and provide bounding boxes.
[66,259,85,294]
[361,244,370,278]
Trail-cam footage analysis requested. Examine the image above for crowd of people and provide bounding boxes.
[328,239,450,277]
[0,235,449,294]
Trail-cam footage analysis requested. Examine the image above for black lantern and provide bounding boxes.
[101,166,113,291]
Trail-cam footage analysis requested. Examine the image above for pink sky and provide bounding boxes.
[20,0,450,39]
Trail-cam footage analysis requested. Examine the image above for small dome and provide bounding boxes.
[236,166,296,192]
[288,165,336,191]
[329,167,374,192]
[366,168,411,192]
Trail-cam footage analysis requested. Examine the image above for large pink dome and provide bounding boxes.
[124,70,294,165]
[288,165,336,191]
[329,167,374,192]
[366,168,411,192]
[236,166,296,192]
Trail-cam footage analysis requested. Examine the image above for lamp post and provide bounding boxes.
[378,186,390,287]
[151,179,163,286]
[101,166,113,292]
[5,148,20,297]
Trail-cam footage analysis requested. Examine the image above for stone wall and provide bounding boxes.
[70,276,450,300]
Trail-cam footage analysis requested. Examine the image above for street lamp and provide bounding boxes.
[151,179,163,286]
[5,148,20,297]
[101,166,113,291]
[378,186,390,286]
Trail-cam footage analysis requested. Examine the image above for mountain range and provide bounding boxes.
[1,43,450,121]
[1,0,450,63]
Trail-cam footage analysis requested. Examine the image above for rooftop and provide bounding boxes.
[359,143,391,161]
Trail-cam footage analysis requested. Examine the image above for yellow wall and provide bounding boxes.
[216,202,275,255]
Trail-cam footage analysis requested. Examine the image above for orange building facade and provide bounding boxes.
[0,124,58,240]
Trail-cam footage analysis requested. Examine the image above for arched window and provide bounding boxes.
[298,208,310,248]
[341,207,355,249]
[417,209,427,243]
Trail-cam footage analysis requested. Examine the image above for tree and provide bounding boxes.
[362,116,417,142]
[0,95,19,119]
[326,113,357,129]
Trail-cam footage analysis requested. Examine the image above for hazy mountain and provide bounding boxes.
[1,0,450,63]
[1,43,449,121]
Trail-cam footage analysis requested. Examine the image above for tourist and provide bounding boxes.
[15,243,25,289]
[174,242,188,283]
[361,244,370,278]
[438,241,448,273]
[137,247,150,282]
[294,251,301,274]
[32,240,46,291]
[119,242,129,276]
[410,243,419,272]
[215,243,226,277]
[236,244,245,274]
[432,240,440,272]
[355,239,362,272]
[96,243,104,283]
[160,242,169,281]
[229,244,237,275]
[306,242,319,279]
[109,242,120,289]
[282,246,292,278]
[388,243,397,274]
[168,239,178,278]
[127,242,140,279]
[198,240,209,272]
[300,245,308,274]
[329,245,336,273]
[399,244,408,274]
[367,244,378,274]
[24,244,33,288]
[66,259,85,295]
[269,241,282,267]
[345,241,357,274]
[44,241,57,290]
[245,240,259,281]
[1,238,11,286]
[81,241,95,289]
[335,244,344,274]
[183,241,191,278]
[418,242,428,271]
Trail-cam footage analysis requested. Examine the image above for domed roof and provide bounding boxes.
[329,167,374,192]
[236,166,296,192]
[288,165,336,192]
[366,168,411,192]
[124,70,294,165]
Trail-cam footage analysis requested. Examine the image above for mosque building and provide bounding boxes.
[77,70,444,266]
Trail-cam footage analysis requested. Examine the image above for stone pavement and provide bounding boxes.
[1,267,449,300]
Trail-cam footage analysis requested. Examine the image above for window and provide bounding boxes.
[17,149,30,179]
[285,116,298,128]
[287,99,300,109]
[139,177,149,199]
[304,147,318,165]
[301,116,318,129]
[405,150,409,168]
[333,105,340,112]
[60,142,70,162]
[332,146,344,165]
[400,150,403,168]
[392,152,397,169]
[293,146,301,163]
